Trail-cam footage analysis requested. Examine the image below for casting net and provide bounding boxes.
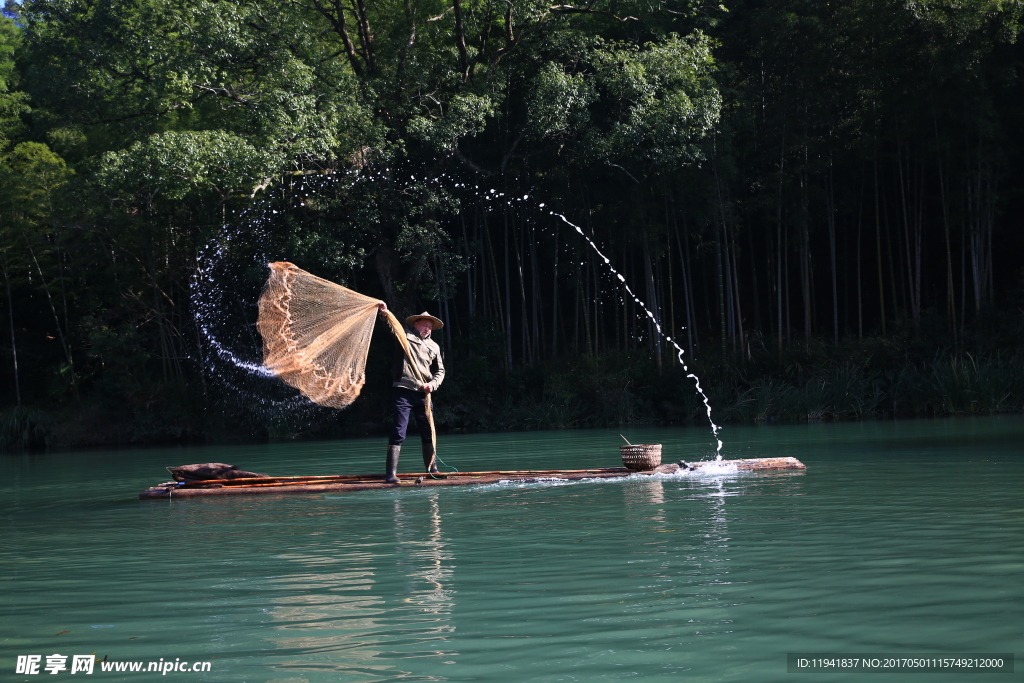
[256,261,432,445]
[257,261,385,409]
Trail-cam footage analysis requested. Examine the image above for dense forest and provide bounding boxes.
[2,0,1024,450]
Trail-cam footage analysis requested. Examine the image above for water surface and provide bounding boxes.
[2,417,1021,681]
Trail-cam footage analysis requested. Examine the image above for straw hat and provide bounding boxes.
[406,311,444,330]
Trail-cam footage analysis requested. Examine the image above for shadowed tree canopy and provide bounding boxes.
[15,0,720,309]
[1,0,1023,447]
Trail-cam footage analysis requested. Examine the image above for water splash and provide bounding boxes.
[547,210,722,455]
[475,465,741,493]
[193,242,274,379]
[445,180,722,455]
[191,204,315,416]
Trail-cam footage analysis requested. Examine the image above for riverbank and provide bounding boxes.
[4,327,1024,452]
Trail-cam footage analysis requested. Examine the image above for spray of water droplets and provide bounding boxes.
[192,167,723,455]
[191,200,329,419]
[445,181,723,456]
[551,211,723,455]
[193,230,273,377]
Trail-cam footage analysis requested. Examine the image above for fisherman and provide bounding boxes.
[377,304,445,483]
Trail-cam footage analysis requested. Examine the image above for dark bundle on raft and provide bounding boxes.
[166,463,268,484]
[140,457,806,499]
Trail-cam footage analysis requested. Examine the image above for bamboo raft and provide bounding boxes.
[138,457,805,499]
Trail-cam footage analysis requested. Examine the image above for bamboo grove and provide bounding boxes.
[1,0,1023,446]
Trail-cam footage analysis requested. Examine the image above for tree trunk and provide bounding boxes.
[551,227,559,356]
[643,235,662,370]
[874,157,886,337]
[729,225,744,354]
[799,168,811,341]
[747,226,761,333]
[573,244,581,353]
[672,205,696,356]
[683,214,697,353]
[826,159,839,345]
[511,212,529,364]
[856,169,864,339]
[716,218,727,353]
[530,216,542,361]
[452,0,470,82]
[665,199,676,343]
[482,208,507,363]
[460,215,474,317]
[2,255,20,406]
[712,149,730,353]
[24,239,76,393]
[503,206,513,365]
[775,129,786,357]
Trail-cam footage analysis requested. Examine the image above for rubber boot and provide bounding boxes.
[422,441,440,474]
[384,445,401,484]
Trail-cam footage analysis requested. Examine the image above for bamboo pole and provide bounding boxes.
[178,474,381,485]
[177,467,629,487]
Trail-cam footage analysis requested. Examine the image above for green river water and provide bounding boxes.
[2,417,1021,682]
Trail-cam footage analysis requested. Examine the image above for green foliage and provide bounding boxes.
[910,0,1023,42]
[408,93,497,152]
[20,0,375,156]
[415,338,1024,435]
[0,11,28,146]
[928,354,1020,414]
[587,33,720,168]
[528,62,597,140]
[0,141,72,215]
[97,130,281,203]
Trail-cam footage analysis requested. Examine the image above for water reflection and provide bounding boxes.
[266,559,384,672]
[262,491,458,677]
[396,493,456,626]
[623,478,666,525]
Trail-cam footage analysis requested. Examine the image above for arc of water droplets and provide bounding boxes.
[192,169,725,449]
[447,181,723,455]
[193,167,373,394]
[195,312,276,378]
[550,211,723,455]
[193,228,277,379]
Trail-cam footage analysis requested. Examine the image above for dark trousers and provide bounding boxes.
[389,387,432,446]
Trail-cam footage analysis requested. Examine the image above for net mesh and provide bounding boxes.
[256,262,435,453]
[257,261,382,409]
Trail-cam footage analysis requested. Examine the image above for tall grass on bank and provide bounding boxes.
[0,407,50,453]
[5,343,1024,449]
[928,354,1018,414]
[444,350,1024,431]
[720,355,1022,424]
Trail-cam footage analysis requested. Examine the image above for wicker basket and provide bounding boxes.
[620,444,662,471]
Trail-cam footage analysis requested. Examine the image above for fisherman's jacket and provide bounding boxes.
[392,331,445,393]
